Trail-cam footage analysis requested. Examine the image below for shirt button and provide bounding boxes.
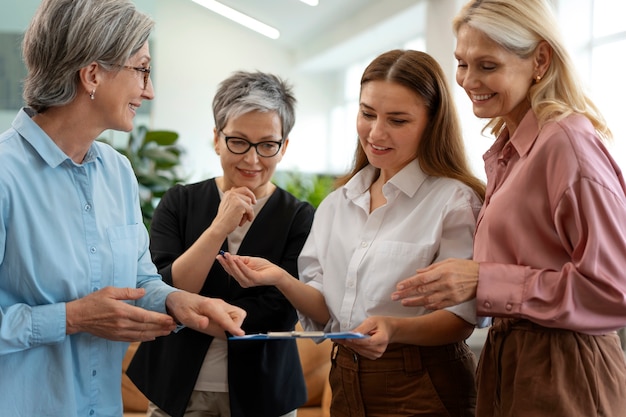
[506,303,512,311]
[90,247,97,254]
[484,301,491,309]
[84,203,92,211]
[92,370,97,376]
[360,241,368,248]
[89,410,95,416]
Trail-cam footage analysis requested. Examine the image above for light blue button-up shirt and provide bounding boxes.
[0,108,177,416]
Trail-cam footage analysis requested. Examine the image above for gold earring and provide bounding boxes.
[90,90,95,100]
[535,75,542,82]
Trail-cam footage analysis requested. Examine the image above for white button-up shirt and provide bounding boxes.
[298,159,481,333]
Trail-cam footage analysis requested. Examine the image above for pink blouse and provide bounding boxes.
[475,110,626,335]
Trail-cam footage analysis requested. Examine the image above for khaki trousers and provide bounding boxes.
[147,393,298,417]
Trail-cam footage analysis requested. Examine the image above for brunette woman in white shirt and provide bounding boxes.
[218,49,485,417]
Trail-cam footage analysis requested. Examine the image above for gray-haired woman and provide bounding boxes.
[0,1,245,415]
[128,71,314,417]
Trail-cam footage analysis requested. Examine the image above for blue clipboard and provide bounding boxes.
[229,331,369,340]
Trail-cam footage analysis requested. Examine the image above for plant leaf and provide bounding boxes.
[140,147,180,165]
[143,130,179,146]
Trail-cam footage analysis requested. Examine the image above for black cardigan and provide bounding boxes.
[127,179,314,417]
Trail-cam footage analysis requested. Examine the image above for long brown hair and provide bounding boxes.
[337,49,485,200]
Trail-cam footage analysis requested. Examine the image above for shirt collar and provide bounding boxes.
[508,109,540,158]
[343,158,427,200]
[13,107,102,168]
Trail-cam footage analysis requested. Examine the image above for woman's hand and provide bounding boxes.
[66,287,177,341]
[392,258,479,309]
[218,252,332,326]
[336,316,393,360]
[165,291,246,336]
[212,187,257,236]
[216,252,288,288]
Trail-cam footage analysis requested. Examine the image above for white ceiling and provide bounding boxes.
[1,0,427,74]
[216,0,379,47]
[206,0,427,72]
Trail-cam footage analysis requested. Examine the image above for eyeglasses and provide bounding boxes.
[120,65,151,90]
[221,131,284,157]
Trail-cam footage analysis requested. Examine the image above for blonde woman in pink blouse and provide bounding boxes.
[392,1,626,416]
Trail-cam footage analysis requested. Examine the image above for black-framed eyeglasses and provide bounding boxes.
[221,131,284,158]
[121,65,151,90]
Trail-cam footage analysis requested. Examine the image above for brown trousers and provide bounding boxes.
[476,318,626,417]
[329,342,477,417]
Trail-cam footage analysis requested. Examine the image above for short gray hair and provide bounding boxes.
[212,71,296,138]
[22,0,154,112]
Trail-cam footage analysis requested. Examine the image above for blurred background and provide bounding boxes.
[1,0,624,186]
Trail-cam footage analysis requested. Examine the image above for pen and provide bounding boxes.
[219,250,225,256]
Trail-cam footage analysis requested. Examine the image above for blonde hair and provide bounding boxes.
[453,0,611,140]
[337,49,485,200]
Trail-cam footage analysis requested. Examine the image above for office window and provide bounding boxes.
[558,0,626,169]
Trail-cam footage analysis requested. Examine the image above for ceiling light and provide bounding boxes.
[191,0,280,39]
[299,0,319,5]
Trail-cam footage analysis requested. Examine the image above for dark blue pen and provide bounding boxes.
[219,250,226,256]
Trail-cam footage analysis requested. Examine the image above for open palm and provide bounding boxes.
[216,253,286,288]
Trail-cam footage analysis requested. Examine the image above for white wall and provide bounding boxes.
[3,0,623,184]
[150,0,338,182]
[428,0,492,180]
[0,0,367,182]
[16,0,610,184]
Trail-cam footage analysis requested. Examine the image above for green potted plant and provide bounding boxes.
[273,170,336,208]
[100,125,186,230]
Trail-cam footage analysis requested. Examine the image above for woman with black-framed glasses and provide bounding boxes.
[128,70,314,417]
[221,132,284,158]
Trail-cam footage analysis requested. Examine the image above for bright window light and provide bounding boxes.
[191,0,280,39]
[299,0,319,5]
